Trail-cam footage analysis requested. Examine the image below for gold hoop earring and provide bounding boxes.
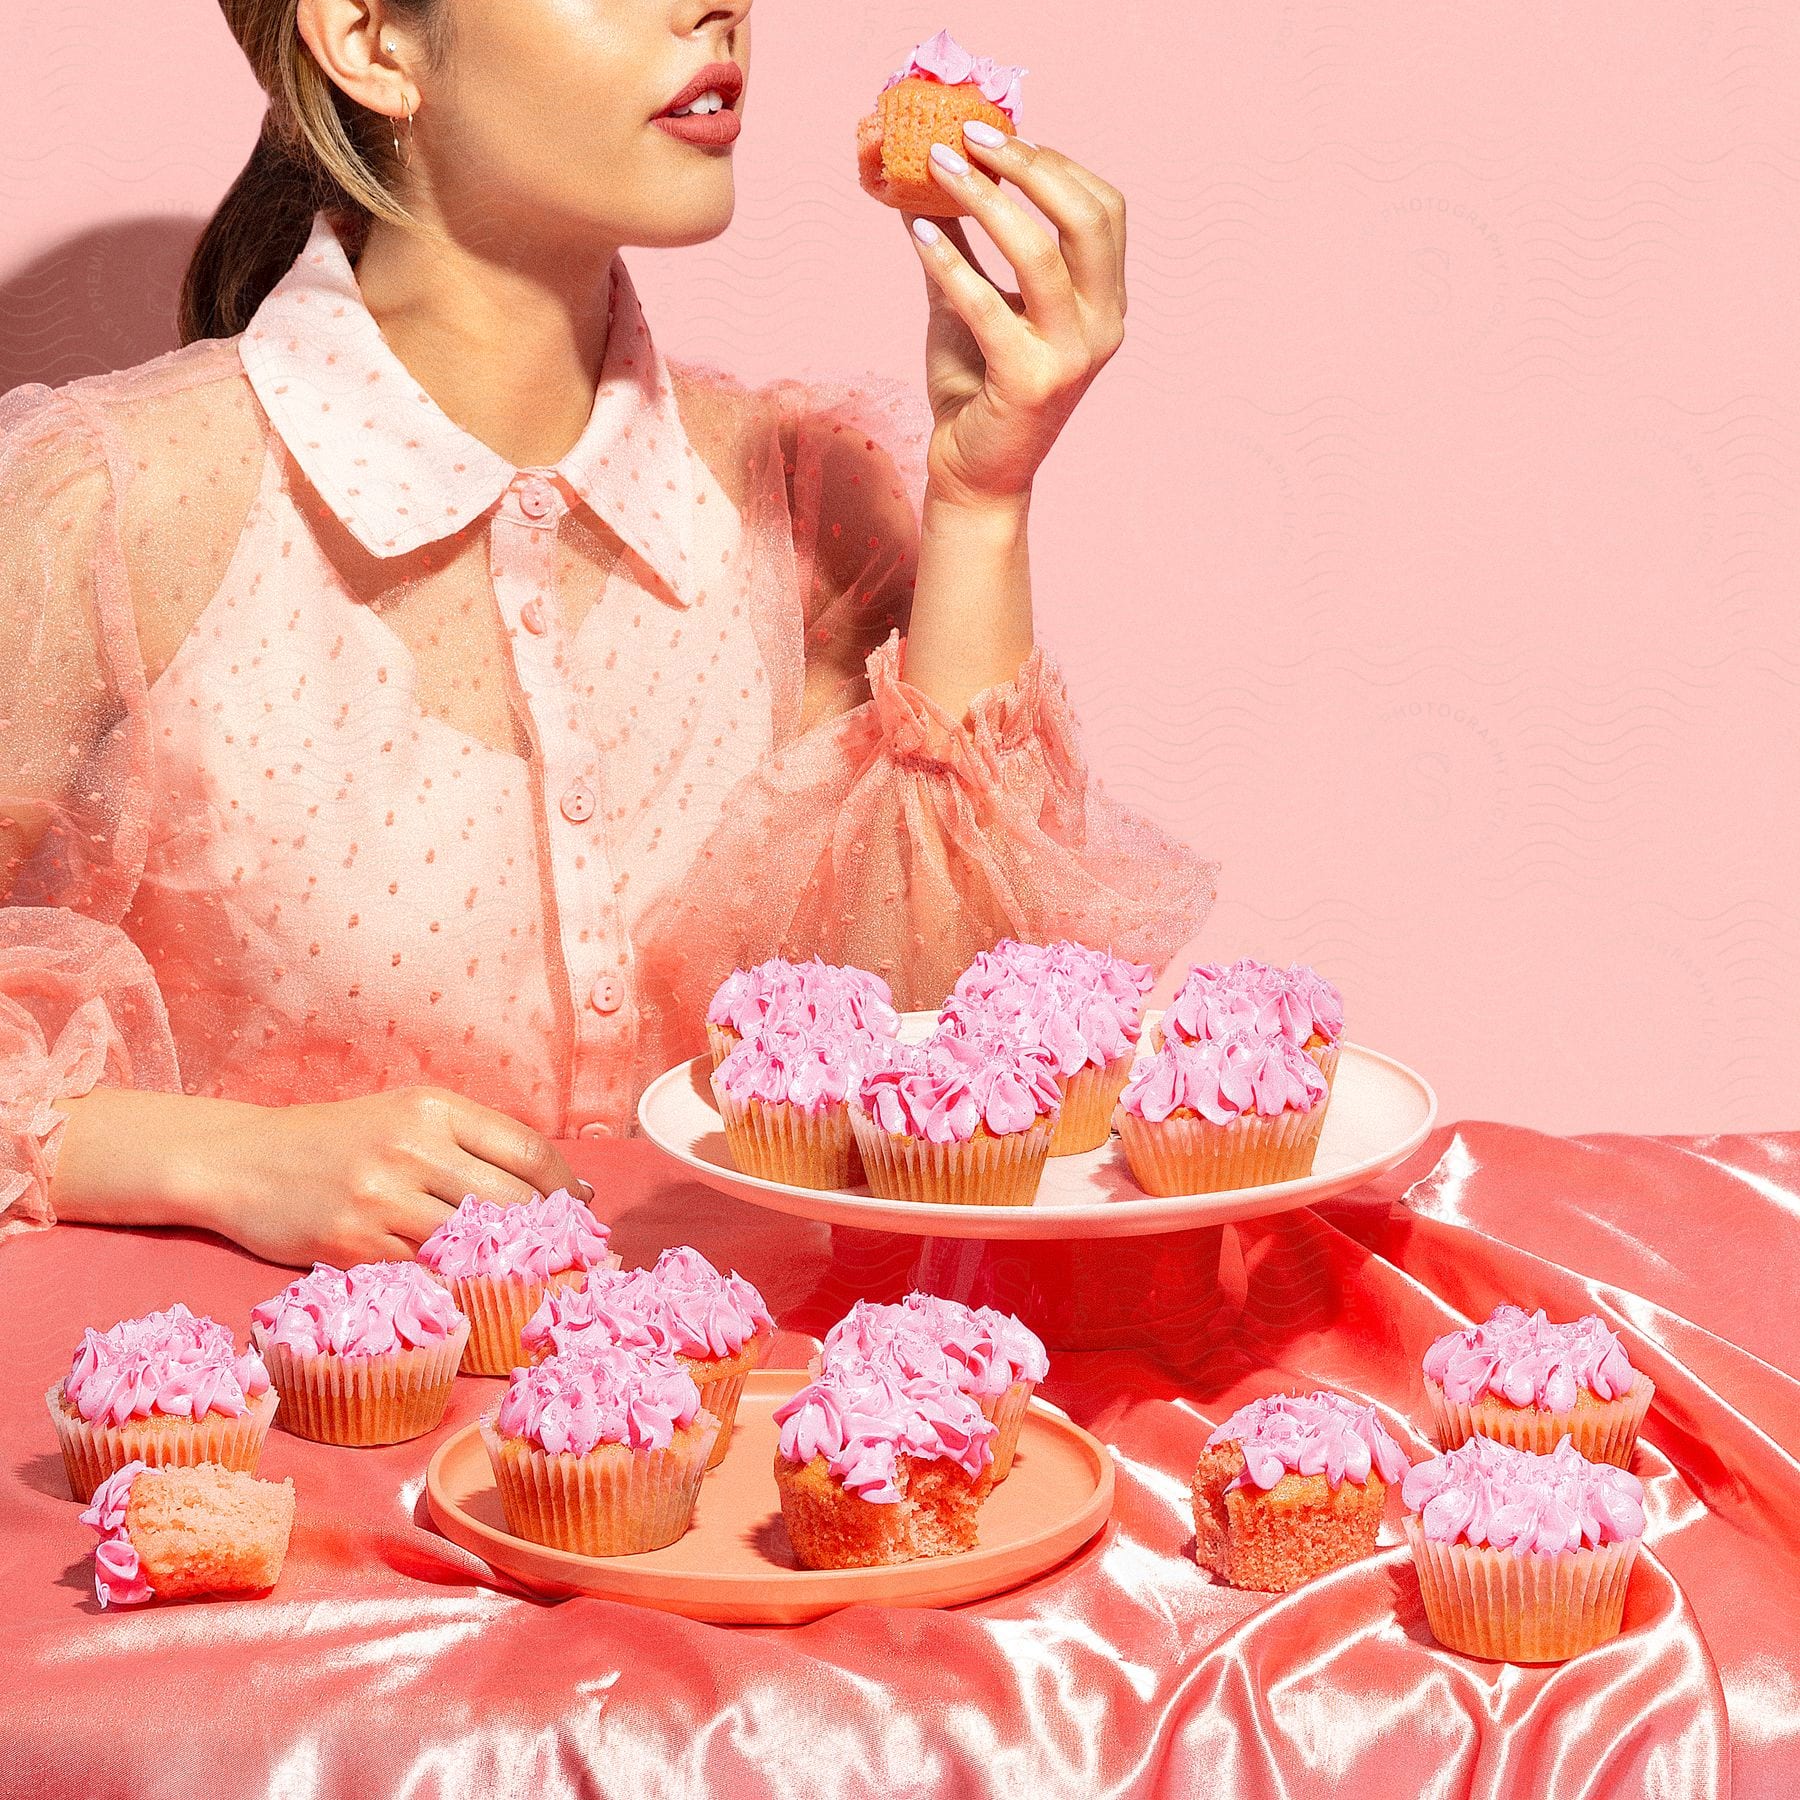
[392,101,414,170]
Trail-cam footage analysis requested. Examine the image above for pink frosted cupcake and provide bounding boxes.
[521,1246,773,1468]
[1159,958,1345,1087]
[851,1032,1061,1207]
[816,1294,1048,1481]
[417,1188,620,1377]
[251,1262,470,1446]
[773,1364,998,1567]
[1113,1032,1329,1196]
[81,1459,296,1607]
[1423,1304,1654,1469]
[711,1015,894,1189]
[481,1341,718,1555]
[1404,1435,1646,1662]
[46,1304,278,1503]
[705,955,899,1069]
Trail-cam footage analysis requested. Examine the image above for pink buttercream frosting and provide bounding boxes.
[1424,1304,1641,1411]
[415,1188,618,1283]
[881,26,1028,120]
[712,1016,893,1114]
[1207,1391,1411,1493]
[937,973,1141,1076]
[492,1341,705,1456]
[1403,1434,1647,1554]
[856,1032,1061,1142]
[1165,958,1344,1050]
[251,1261,466,1356]
[706,955,899,1040]
[522,1247,773,1364]
[1119,1033,1327,1124]
[773,1363,997,1503]
[953,939,1153,1010]
[61,1303,271,1428]
[80,1460,154,1607]
[820,1293,1049,1400]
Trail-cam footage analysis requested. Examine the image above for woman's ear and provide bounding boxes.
[296,0,418,120]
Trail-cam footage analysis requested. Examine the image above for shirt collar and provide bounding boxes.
[239,211,700,608]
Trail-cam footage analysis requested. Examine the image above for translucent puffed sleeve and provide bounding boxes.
[0,385,178,1237]
[633,373,1216,1058]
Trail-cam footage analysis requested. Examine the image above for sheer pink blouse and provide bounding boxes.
[0,213,1214,1235]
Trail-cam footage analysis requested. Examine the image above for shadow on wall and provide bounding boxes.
[0,217,204,395]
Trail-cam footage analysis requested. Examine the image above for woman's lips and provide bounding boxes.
[652,108,742,147]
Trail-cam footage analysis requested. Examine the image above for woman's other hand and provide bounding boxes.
[50,1086,588,1268]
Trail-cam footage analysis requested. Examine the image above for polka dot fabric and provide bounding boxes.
[0,213,1216,1233]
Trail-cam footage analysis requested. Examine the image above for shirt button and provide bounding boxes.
[590,975,625,1014]
[577,1121,613,1141]
[520,598,547,636]
[560,781,595,823]
[519,477,556,520]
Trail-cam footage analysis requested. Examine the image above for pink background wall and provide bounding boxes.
[3,5,1795,1135]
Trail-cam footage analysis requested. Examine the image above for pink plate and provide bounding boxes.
[426,1370,1114,1625]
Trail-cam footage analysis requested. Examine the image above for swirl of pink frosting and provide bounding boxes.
[521,1266,684,1364]
[1165,958,1344,1049]
[774,1363,997,1502]
[1207,1391,1411,1493]
[1119,1032,1327,1124]
[706,956,899,1040]
[523,1248,773,1364]
[416,1189,617,1283]
[820,1293,1049,1398]
[640,1245,775,1359]
[62,1303,271,1428]
[1424,1304,1640,1411]
[938,973,1141,1075]
[713,1016,891,1114]
[80,1460,154,1607]
[881,26,1028,120]
[1403,1434,1647,1554]
[954,939,1154,1010]
[856,1032,1062,1143]
[493,1341,705,1456]
[251,1261,466,1357]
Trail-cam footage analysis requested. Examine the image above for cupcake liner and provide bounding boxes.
[1405,1514,1640,1662]
[1113,1103,1326,1197]
[682,1327,772,1470]
[46,1384,279,1504]
[1425,1374,1655,1469]
[706,1023,741,1071]
[1312,1038,1342,1089]
[850,1110,1053,1208]
[712,1084,862,1190]
[435,1267,600,1378]
[253,1321,470,1446]
[482,1414,718,1555]
[1049,1055,1134,1156]
[982,1379,1034,1482]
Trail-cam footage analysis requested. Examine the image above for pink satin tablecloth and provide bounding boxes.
[4,1123,1796,1798]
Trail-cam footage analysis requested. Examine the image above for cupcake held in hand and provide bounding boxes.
[417,1188,620,1377]
[251,1262,470,1446]
[1192,1391,1411,1592]
[47,1304,278,1502]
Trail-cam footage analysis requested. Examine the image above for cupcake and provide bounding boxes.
[521,1246,773,1468]
[952,938,1155,1013]
[46,1303,278,1503]
[1404,1435,1647,1662]
[857,28,1026,218]
[80,1459,295,1608]
[773,1364,998,1568]
[705,955,898,1070]
[1159,958,1345,1087]
[711,1015,894,1189]
[816,1293,1049,1481]
[417,1188,620,1376]
[1113,1032,1329,1197]
[1191,1392,1411,1592]
[850,1032,1061,1208]
[481,1341,718,1556]
[1422,1304,1654,1469]
[250,1262,470,1446]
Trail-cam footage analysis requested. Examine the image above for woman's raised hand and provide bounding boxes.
[901,124,1127,509]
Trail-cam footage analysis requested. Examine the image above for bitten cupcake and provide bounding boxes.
[817,1293,1049,1481]
[417,1188,620,1377]
[851,1032,1061,1207]
[1113,1032,1329,1196]
[520,1246,773,1468]
[1192,1392,1411,1591]
[481,1341,718,1556]
[46,1304,278,1503]
[251,1262,469,1446]
[773,1364,998,1568]
[1422,1304,1655,1469]
[1404,1435,1647,1662]
[705,955,898,1069]
[80,1460,296,1608]
[1160,957,1345,1087]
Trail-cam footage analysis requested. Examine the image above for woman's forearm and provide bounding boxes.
[899,485,1036,720]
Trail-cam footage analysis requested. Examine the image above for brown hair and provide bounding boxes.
[179,0,441,344]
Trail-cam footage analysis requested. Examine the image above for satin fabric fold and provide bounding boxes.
[4,1123,1793,1797]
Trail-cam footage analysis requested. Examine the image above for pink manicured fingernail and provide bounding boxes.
[962,119,1007,148]
[912,218,941,246]
[929,142,969,176]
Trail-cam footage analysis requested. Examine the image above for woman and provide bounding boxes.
[0,0,1213,1264]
